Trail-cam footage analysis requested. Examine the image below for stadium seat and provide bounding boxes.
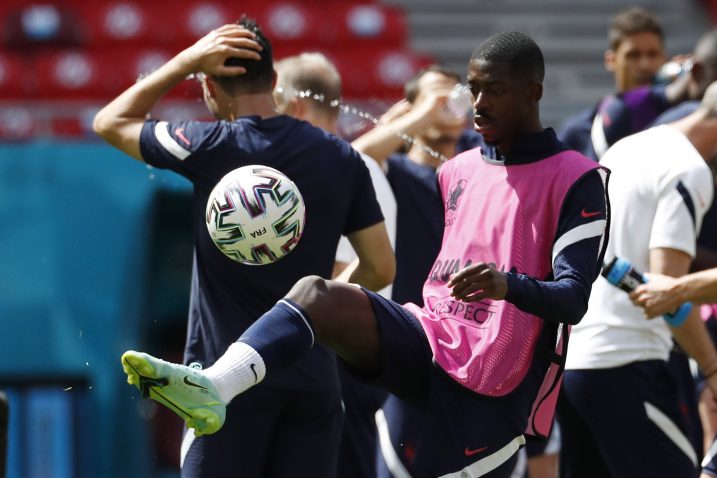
[2,3,83,50]
[258,2,321,47]
[33,50,118,99]
[328,4,407,48]
[0,106,37,140]
[337,48,434,99]
[0,52,27,99]
[71,1,161,47]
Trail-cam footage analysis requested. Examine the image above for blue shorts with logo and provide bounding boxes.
[359,289,550,478]
[559,361,699,478]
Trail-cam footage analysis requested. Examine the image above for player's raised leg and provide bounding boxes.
[122,276,383,435]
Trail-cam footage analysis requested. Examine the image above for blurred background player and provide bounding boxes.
[93,19,394,478]
[560,83,717,478]
[558,7,689,161]
[273,51,398,478]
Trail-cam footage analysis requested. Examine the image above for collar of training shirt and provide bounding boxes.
[481,128,568,166]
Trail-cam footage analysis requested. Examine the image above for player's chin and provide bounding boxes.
[474,122,500,143]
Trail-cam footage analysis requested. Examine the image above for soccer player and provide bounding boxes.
[558,7,688,160]
[272,51,398,478]
[93,19,395,478]
[560,83,717,478]
[121,31,610,477]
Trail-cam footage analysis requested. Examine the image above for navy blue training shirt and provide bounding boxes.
[139,115,384,391]
[559,86,670,161]
[386,154,444,307]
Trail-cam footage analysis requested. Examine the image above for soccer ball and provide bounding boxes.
[205,165,305,265]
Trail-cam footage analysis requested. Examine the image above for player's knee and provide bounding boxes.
[289,275,332,305]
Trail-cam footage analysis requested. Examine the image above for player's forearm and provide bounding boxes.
[93,55,193,135]
[671,307,717,375]
[673,268,717,305]
[504,273,589,324]
[347,258,395,292]
[352,111,429,164]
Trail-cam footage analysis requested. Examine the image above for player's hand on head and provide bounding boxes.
[181,24,263,77]
[628,274,680,319]
[448,262,507,302]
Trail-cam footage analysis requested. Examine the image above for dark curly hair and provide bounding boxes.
[212,16,274,95]
[471,31,544,83]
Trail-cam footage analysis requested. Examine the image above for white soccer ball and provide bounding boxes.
[205,165,305,265]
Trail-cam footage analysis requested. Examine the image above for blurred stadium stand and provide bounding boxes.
[385,0,710,127]
[0,0,433,141]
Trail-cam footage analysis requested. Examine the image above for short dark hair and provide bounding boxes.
[404,65,461,103]
[608,7,663,51]
[471,31,545,83]
[212,16,273,95]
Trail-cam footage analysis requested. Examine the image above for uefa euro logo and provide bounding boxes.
[445,179,467,226]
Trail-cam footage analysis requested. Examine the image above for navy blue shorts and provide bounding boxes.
[180,384,343,478]
[337,363,387,478]
[360,290,544,478]
[559,361,699,478]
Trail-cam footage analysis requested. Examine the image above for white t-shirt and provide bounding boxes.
[335,153,397,298]
[567,125,714,370]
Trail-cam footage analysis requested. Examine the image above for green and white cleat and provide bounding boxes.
[121,350,226,436]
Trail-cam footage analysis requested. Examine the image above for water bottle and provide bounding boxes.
[444,84,473,120]
[601,257,691,327]
[653,59,693,86]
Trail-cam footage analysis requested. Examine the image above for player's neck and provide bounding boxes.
[495,119,544,157]
[224,94,280,121]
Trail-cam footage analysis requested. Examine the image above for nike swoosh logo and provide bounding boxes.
[250,363,258,383]
[175,127,191,146]
[581,209,601,218]
[464,446,489,456]
[183,375,208,390]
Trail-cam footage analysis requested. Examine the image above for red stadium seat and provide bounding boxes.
[72,1,161,46]
[337,48,434,99]
[327,4,407,48]
[33,50,120,99]
[0,52,28,99]
[0,106,37,141]
[2,2,83,50]
[258,2,320,47]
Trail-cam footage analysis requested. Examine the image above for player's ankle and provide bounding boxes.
[203,342,266,403]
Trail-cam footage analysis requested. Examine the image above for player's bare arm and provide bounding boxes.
[648,247,717,396]
[631,267,717,317]
[93,24,261,161]
[343,222,396,291]
[351,89,455,166]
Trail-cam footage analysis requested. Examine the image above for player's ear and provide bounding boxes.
[528,82,543,102]
[604,49,616,73]
[289,97,305,117]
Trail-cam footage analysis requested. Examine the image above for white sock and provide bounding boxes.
[203,342,266,403]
